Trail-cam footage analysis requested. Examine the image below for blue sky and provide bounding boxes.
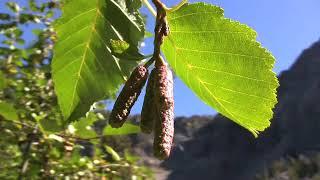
[1,0,320,117]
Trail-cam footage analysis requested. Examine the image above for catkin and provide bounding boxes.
[153,60,174,160]
[140,69,157,134]
[109,65,148,128]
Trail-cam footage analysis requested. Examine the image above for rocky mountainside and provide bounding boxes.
[124,39,320,180]
[159,39,320,180]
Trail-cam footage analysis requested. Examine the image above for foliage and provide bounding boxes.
[52,0,146,122]
[256,152,320,180]
[162,3,278,136]
[51,1,278,137]
[0,0,152,179]
[0,0,279,178]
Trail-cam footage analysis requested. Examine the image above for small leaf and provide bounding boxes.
[0,102,18,120]
[103,123,140,135]
[105,145,121,161]
[0,71,7,90]
[32,29,42,36]
[38,118,64,133]
[28,0,38,12]
[13,28,23,37]
[16,38,25,45]
[52,0,145,122]
[6,2,20,13]
[0,13,11,21]
[110,39,130,54]
[110,39,148,61]
[45,10,54,18]
[144,31,153,38]
[0,22,17,31]
[72,113,98,139]
[162,3,279,136]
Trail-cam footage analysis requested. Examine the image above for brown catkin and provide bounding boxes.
[153,60,174,160]
[140,69,157,134]
[109,65,148,128]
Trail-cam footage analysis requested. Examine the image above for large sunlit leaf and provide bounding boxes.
[52,0,145,122]
[162,3,279,136]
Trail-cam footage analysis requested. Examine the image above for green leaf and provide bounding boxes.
[124,150,139,163]
[38,118,64,134]
[6,2,20,13]
[72,113,98,139]
[0,102,18,120]
[52,0,145,122]
[0,71,7,90]
[144,31,153,38]
[110,39,130,54]
[32,29,42,36]
[0,13,11,21]
[110,39,148,61]
[105,145,121,161]
[162,3,279,136]
[103,123,140,135]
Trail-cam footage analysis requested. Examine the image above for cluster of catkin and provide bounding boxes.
[109,58,174,160]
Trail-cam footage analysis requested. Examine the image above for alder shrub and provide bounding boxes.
[0,0,278,178]
[52,0,278,159]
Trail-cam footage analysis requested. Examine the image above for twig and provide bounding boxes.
[144,58,155,68]
[18,126,39,180]
[165,0,188,12]
[142,0,156,17]
[0,118,34,129]
[56,133,103,141]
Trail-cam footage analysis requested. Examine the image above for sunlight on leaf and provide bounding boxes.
[162,3,279,136]
[52,0,145,122]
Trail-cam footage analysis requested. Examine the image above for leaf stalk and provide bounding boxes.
[151,0,169,66]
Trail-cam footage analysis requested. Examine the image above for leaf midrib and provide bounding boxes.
[67,7,100,117]
[57,3,139,118]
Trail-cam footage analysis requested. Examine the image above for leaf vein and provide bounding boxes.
[176,47,268,60]
[189,64,273,85]
[56,25,91,47]
[55,42,87,60]
[171,30,249,35]
[68,9,100,117]
[169,12,220,21]
[200,80,274,101]
[200,81,258,135]
[53,56,83,75]
[55,8,96,29]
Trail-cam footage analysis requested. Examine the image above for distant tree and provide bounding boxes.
[0,1,151,179]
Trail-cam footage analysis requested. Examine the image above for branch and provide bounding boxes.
[152,0,169,66]
[18,126,39,180]
[0,118,35,129]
